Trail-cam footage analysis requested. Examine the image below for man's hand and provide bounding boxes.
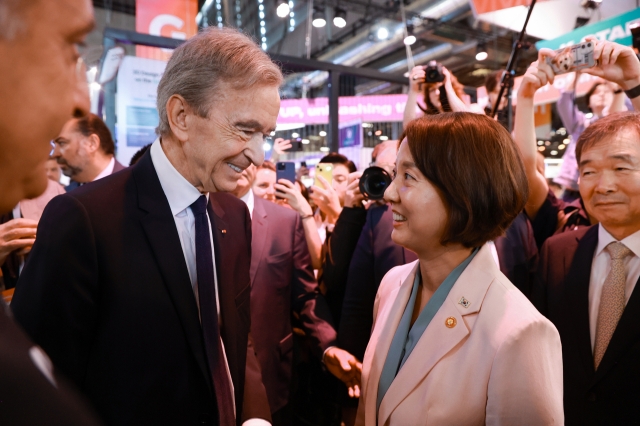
[309,176,342,223]
[272,138,293,156]
[324,347,362,398]
[518,49,556,100]
[343,172,364,208]
[0,218,38,265]
[583,37,640,91]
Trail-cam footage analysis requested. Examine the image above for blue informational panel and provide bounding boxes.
[339,123,362,148]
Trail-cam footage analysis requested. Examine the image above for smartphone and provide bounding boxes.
[276,161,296,184]
[314,163,333,188]
[546,42,596,75]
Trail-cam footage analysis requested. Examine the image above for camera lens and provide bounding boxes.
[359,166,391,200]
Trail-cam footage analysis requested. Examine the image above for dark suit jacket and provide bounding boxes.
[65,158,126,191]
[532,225,640,426]
[0,302,101,425]
[322,207,368,327]
[249,196,336,414]
[12,152,270,425]
[338,204,417,360]
[338,208,537,361]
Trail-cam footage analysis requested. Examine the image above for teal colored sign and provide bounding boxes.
[536,8,640,51]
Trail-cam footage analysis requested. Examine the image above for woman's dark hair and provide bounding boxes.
[584,82,606,113]
[75,113,115,156]
[401,112,528,247]
[484,70,503,94]
[418,74,466,115]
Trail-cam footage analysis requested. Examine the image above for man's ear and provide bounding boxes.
[84,133,101,154]
[166,95,191,142]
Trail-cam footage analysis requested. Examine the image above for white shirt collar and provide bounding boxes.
[150,138,203,216]
[93,157,115,181]
[596,224,640,259]
[239,189,254,218]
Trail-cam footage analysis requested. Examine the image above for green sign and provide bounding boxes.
[536,8,640,51]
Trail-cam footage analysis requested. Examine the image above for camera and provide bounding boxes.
[359,166,391,200]
[424,60,444,83]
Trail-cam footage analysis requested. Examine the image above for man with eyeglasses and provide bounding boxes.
[0,0,101,424]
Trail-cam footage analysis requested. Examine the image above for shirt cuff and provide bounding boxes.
[243,419,271,426]
[322,346,337,364]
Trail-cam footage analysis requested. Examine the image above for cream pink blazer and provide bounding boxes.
[356,244,564,426]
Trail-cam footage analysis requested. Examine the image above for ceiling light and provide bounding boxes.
[291,132,299,138]
[277,0,290,18]
[263,142,272,152]
[301,139,310,144]
[550,150,558,155]
[320,146,330,152]
[319,130,327,137]
[537,146,545,152]
[333,7,346,28]
[376,27,389,40]
[312,9,326,28]
[379,135,389,141]
[476,42,488,61]
[558,144,566,150]
[404,24,416,46]
[375,129,382,136]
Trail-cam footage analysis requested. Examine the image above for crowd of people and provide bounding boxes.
[1,1,640,425]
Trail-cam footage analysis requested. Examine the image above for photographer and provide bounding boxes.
[514,38,640,249]
[403,63,472,127]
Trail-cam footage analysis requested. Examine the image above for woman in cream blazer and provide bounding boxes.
[356,113,563,426]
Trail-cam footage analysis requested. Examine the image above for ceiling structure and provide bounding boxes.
[91,0,542,96]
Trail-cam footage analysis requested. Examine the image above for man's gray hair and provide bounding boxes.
[156,27,283,136]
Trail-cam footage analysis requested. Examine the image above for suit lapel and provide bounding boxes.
[563,226,598,380]
[376,246,495,425]
[592,274,640,385]
[250,198,268,285]
[133,153,212,394]
[363,263,417,426]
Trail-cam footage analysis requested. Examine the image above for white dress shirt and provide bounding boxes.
[93,157,115,181]
[588,225,640,351]
[150,139,269,426]
[239,189,255,218]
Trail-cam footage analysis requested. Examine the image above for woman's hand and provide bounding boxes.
[409,66,426,93]
[273,138,292,155]
[309,176,342,222]
[324,347,362,398]
[274,179,313,217]
[518,49,556,100]
[583,36,640,91]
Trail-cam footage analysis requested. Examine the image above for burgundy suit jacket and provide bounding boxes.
[532,225,640,425]
[249,196,336,414]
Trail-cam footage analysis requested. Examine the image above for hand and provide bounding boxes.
[442,66,452,86]
[409,66,426,93]
[309,176,342,222]
[583,36,640,91]
[273,138,293,155]
[274,179,313,217]
[518,49,556,99]
[344,171,364,208]
[0,218,38,265]
[324,347,362,398]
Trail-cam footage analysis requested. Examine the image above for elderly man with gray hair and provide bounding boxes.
[13,28,280,426]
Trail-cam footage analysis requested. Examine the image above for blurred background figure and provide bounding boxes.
[52,113,125,191]
[45,157,63,184]
[253,161,277,202]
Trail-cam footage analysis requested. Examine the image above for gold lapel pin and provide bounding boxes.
[458,297,470,308]
[445,317,457,328]
[221,229,227,234]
